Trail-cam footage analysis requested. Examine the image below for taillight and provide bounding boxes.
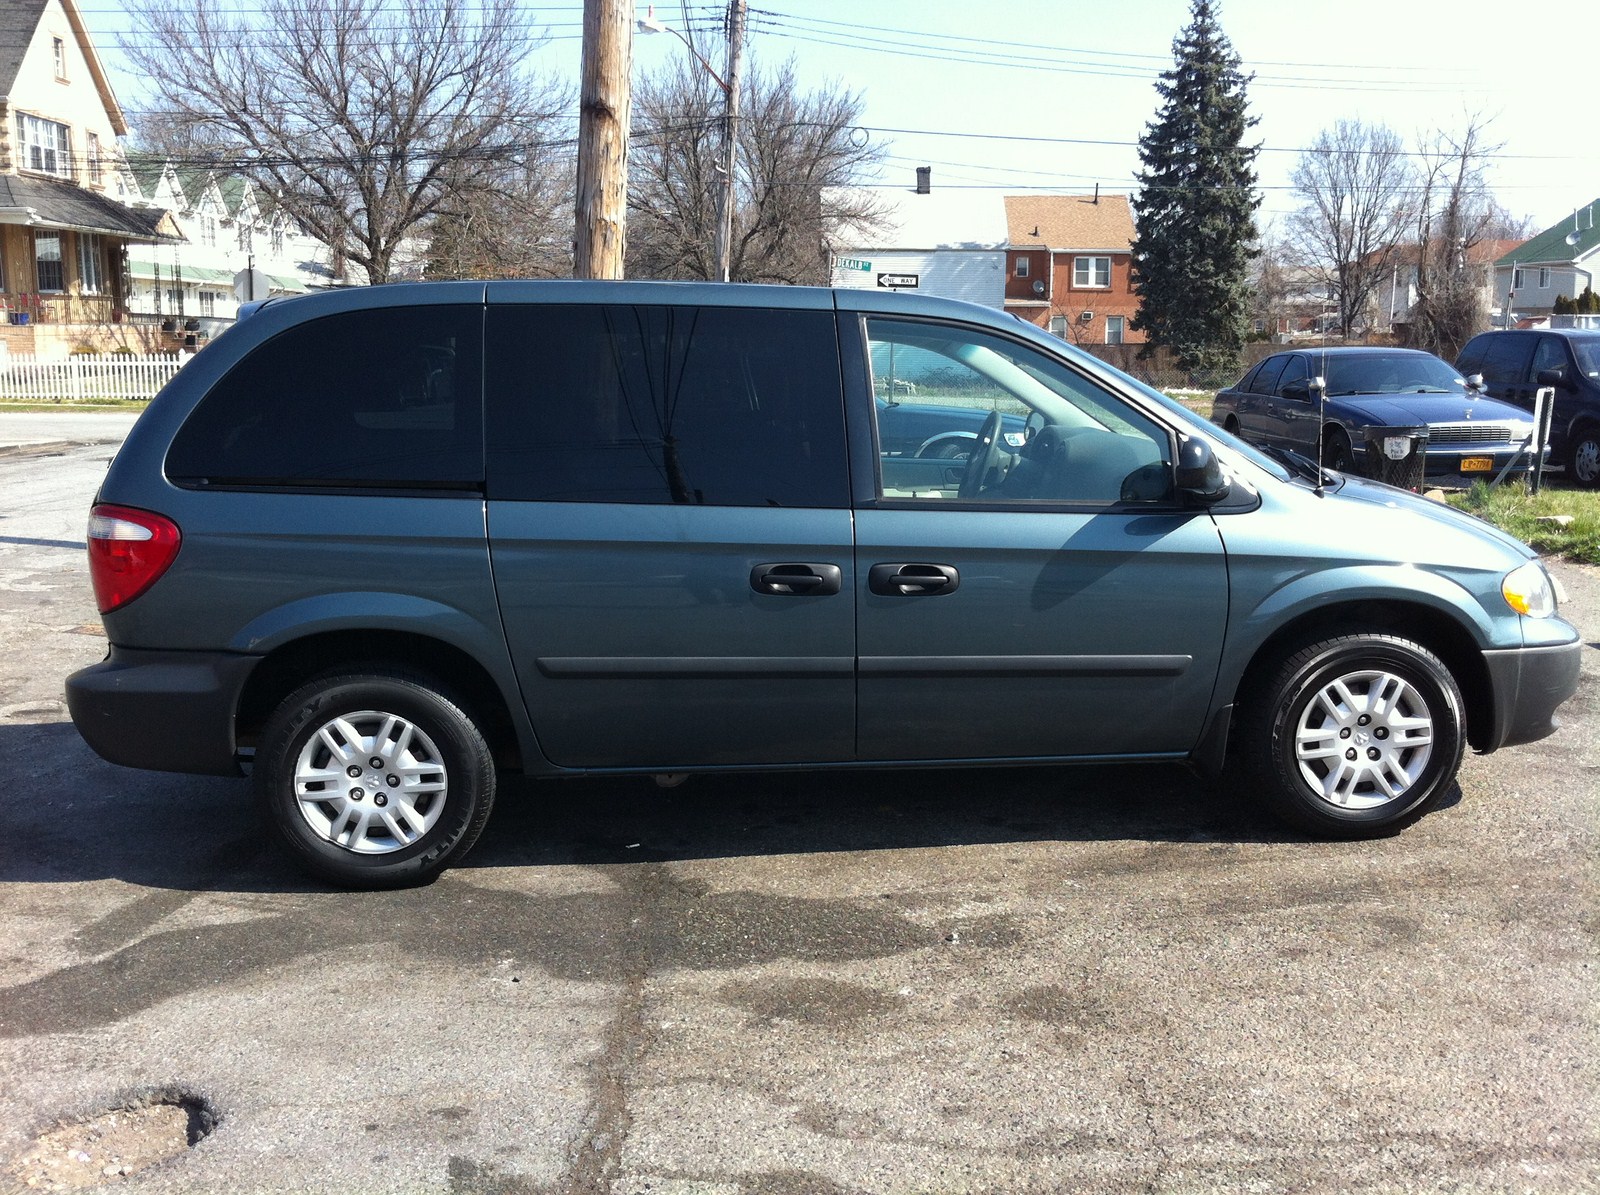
[87,504,181,613]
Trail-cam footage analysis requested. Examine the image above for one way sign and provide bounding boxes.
[877,272,920,289]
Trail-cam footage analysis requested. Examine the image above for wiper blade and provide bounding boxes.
[1259,444,1331,483]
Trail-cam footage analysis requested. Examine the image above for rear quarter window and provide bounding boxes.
[166,305,485,488]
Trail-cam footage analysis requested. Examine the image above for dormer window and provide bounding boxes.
[52,37,66,80]
[16,113,72,178]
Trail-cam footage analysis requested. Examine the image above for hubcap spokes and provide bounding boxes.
[1293,669,1433,810]
[293,710,448,854]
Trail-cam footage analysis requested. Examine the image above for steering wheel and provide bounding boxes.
[957,409,1007,499]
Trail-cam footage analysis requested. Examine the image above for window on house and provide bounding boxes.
[52,37,65,79]
[165,287,184,314]
[201,211,218,247]
[237,221,252,252]
[1538,267,1551,289]
[1048,315,1067,338]
[87,133,101,184]
[271,220,285,255]
[1015,258,1030,278]
[1073,256,1110,288]
[77,233,104,294]
[35,233,64,292]
[1105,315,1125,345]
[1513,268,1525,290]
[16,114,72,178]
[199,290,218,317]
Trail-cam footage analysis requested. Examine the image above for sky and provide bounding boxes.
[79,0,1600,240]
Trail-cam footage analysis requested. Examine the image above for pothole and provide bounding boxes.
[10,1086,219,1191]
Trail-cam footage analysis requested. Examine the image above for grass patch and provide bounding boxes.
[0,400,148,414]
[1446,481,1600,564]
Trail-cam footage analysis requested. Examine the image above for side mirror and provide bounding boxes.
[1535,367,1567,389]
[1175,435,1230,505]
[1466,372,1486,391]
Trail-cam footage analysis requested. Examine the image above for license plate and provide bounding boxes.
[1460,456,1493,472]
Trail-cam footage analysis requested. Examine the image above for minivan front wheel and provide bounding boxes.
[1242,634,1464,837]
[255,673,496,888]
[1567,428,1600,487]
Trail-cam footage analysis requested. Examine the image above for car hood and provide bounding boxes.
[1331,392,1530,428]
[1330,472,1536,560]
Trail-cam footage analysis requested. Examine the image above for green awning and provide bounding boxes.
[126,260,235,284]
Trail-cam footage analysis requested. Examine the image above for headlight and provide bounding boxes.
[1502,561,1557,618]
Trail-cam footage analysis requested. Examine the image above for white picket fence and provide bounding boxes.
[0,352,190,403]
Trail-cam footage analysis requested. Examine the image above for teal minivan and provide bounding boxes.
[67,283,1582,887]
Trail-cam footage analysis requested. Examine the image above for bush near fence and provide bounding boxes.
[0,352,188,403]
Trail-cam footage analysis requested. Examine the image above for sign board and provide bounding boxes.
[836,257,872,273]
[877,273,920,289]
[234,268,271,303]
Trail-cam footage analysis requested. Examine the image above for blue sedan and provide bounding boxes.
[1212,346,1543,482]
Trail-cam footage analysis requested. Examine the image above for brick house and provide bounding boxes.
[0,0,178,352]
[1003,193,1143,347]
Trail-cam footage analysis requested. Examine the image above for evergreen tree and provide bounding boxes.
[1130,0,1260,377]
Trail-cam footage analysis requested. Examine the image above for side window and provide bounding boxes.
[1274,355,1310,395]
[866,317,1171,505]
[1476,334,1534,387]
[1456,337,1487,376]
[1248,355,1288,395]
[1531,336,1568,380]
[166,305,483,488]
[484,305,847,508]
[1232,362,1262,393]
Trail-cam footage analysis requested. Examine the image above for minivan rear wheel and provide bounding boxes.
[255,673,496,888]
[1240,634,1464,837]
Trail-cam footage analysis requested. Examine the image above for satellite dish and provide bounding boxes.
[1031,279,1046,296]
[1567,230,1583,246]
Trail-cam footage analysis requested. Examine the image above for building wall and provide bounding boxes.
[830,249,1005,308]
[1010,251,1142,345]
[5,0,123,191]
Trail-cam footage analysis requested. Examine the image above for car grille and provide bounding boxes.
[1427,424,1516,445]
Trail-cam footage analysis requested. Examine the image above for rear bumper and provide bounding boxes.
[66,646,258,776]
[1480,638,1584,752]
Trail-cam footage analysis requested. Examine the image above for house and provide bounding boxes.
[1495,201,1600,324]
[1375,239,1523,334]
[0,0,178,351]
[1003,193,1142,347]
[825,168,1007,307]
[123,156,332,335]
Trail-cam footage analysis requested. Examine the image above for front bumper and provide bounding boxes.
[1479,638,1584,752]
[66,646,259,776]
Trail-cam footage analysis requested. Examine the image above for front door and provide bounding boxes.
[850,315,1229,762]
[484,295,856,769]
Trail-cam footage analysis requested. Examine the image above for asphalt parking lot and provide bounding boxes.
[1,419,1596,1194]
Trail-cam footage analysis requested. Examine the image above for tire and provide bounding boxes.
[1238,634,1464,838]
[1566,427,1600,488]
[918,437,973,461]
[1322,428,1356,473]
[255,673,496,889]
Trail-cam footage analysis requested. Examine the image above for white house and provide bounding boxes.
[825,169,1007,308]
[1496,201,1600,324]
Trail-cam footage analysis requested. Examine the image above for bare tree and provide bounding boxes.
[1289,120,1414,338]
[1405,119,1508,359]
[628,58,885,284]
[121,0,568,284]
[425,156,574,280]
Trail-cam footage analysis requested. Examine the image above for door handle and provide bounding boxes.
[868,563,960,596]
[750,562,843,596]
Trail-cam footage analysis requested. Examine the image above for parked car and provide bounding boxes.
[1213,346,1542,482]
[67,283,1580,889]
[1456,328,1600,485]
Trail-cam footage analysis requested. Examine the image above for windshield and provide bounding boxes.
[1574,340,1600,378]
[1320,352,1465,396]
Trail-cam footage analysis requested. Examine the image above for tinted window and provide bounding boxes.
[485,305,847,507]
[167,306,483,488]
[1473,334,1535,386]
[1275,355,1309,394]
[1248,356,1288,395]
[1531,336,1569,378]
[1231,361,1263,392]
[1322,352,1463,395]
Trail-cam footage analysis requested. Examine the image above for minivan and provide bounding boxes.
[67,283,1582,888]
[1457,328,1600,485]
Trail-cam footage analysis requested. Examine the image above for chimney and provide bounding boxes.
[916,166,931,195]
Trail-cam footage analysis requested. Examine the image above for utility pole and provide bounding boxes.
[574,0,632,280]
[714,0,745,283]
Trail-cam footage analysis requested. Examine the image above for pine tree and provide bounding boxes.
[1130,0,1260,378]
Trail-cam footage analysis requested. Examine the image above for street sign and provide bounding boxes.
[877,272,919,289]
[836,257,872,272]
